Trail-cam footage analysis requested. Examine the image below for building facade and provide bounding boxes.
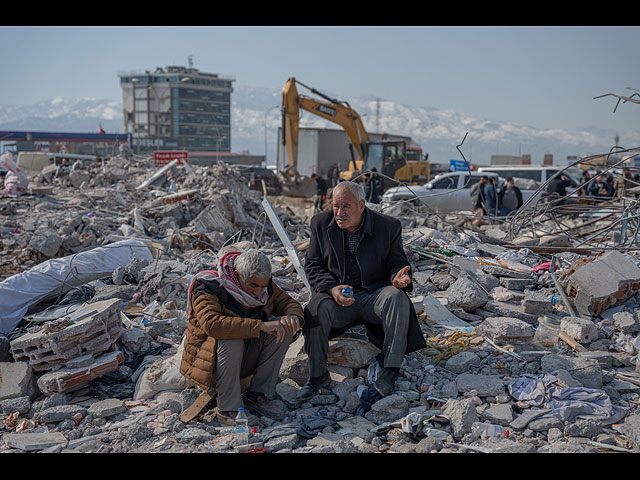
[118,66,234,154]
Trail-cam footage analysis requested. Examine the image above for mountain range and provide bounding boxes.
[1,84,638,167]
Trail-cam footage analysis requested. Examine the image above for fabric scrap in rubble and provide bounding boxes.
[508,374,628,424]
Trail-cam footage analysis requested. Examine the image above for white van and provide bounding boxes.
[477,165,582,189]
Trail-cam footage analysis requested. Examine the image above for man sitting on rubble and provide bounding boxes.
[180,248,304,425]
[297,181,426,404]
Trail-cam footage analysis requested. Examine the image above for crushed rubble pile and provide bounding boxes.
[1,155,640,453]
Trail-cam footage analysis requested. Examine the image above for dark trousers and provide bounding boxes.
[304,285,411,377]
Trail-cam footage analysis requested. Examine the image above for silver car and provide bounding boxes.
[381,171,501,213]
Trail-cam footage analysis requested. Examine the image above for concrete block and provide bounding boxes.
[613,311,638,334]
[560,316,599,344]
[540,354,602,389]
[3,432,68,451]
[87,398,126,418]
[500,277,535,291]
[521,289,555,314]
[562,250,640,317]
[0,361,38,401]
[456,373,506,397]
[477,316,535,343]
[10,298,122,372]
[444,276,489,313]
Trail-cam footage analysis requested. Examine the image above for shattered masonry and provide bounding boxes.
[0,147,640,454]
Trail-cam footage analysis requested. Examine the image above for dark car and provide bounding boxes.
[237,166,282,196]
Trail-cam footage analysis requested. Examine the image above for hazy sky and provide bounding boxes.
[1,25,639,133]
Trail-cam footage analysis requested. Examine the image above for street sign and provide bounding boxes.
[449,159,468,172]
[154,150,189,166]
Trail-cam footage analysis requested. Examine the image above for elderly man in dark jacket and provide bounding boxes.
[298,181,426,403]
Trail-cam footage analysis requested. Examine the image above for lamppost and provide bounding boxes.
[264,105,279,168]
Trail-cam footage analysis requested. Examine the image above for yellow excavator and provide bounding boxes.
[280,77,429,196]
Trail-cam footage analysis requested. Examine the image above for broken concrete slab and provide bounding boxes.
[37,350,125,395]
[477,316,536,343]
[0,361,38,401]
[540,354,603,389]
[3,431,68,451]
[10,298,122,372]
[560,317,599,344]
[456,373,506,397]
[444,276,489,313]
[562,250,640,317]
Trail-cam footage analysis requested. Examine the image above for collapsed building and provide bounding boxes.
[0,147,640,454]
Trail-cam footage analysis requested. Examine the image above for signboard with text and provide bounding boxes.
[154,150,189,166]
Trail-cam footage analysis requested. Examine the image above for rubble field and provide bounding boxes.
[1,151,640,454]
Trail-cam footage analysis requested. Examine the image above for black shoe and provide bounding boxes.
[296,371,331,402]
[374,367,399,397]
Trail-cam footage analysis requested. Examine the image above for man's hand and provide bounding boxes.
[329,285,355,307]
[260,320,286,343]
[279,315,301,335]
[392,265,411,289]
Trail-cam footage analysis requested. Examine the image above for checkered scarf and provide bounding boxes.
[186,251,269,316]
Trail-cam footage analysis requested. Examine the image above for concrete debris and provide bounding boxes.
[1,153,640,454]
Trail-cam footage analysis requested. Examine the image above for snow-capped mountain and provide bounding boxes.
[1,85,637,166]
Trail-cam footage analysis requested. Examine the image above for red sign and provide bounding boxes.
[153,150,189,166]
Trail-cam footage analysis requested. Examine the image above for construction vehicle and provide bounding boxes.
[280,77,429,196]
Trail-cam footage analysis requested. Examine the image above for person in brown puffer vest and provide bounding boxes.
[180,249,304,425]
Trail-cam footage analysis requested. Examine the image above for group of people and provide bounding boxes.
[180,180,423,425]
[580,168,636,200]
[470,175,523,218]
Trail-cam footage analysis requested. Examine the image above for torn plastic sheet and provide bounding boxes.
[0,239,153,336]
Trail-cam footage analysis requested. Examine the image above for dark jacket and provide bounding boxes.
[483,181,498,214]
[498,185,523,209]
[303,208,426,354]
[547,177,572,197]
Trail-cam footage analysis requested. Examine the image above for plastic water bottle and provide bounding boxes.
[550,294,559,306]
[235,408,249,446]
[471,421,510,438]
[341,286,353,299]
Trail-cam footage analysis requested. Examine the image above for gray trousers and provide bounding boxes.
[214,330,293,412]
[305,285,411,378]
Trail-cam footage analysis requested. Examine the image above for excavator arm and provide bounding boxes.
[282,77,369,174]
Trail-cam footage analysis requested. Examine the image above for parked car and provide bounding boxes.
[381,171,502,212]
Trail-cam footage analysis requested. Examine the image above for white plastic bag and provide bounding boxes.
[0,152,29,196]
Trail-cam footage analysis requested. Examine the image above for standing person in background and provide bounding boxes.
[470,175,488,216]
[327,163,340,187]
[483,176,499,216]
[498,177,523,216]
[311,173,328,211]
[614,168,633,199]
[370,168,384,204]
[579,170,592,197]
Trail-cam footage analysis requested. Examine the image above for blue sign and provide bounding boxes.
[449,159,468,172]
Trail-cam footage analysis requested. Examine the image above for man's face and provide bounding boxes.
[332,188,365,233]
[237,274,270,300]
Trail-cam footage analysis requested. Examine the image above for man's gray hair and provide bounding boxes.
[233,249,272,281]
[333,181,365,203]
